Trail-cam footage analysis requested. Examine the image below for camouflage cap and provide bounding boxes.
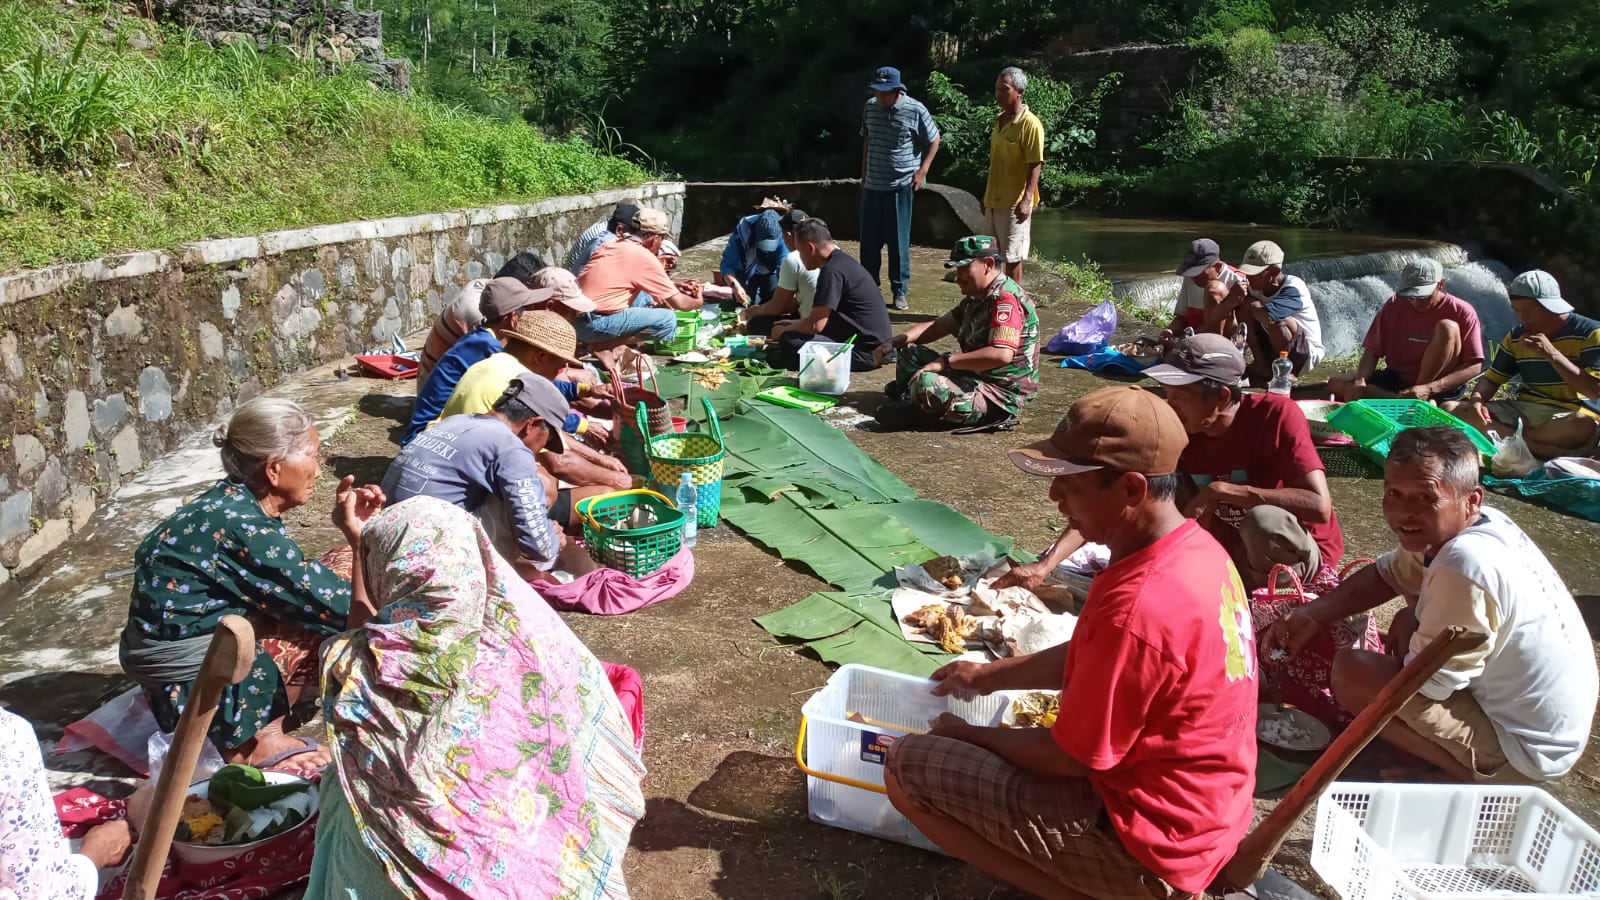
[944,235,1002,268]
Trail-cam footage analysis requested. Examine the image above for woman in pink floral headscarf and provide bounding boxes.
[305,497,645,899]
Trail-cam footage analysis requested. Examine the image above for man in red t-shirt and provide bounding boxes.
[1329,258,1486,403]
[886,386,1258,900]
[1144,333,1343,589]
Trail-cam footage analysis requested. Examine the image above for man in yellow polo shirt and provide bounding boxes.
[983,66,1045,282]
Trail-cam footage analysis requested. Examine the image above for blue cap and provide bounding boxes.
[753,209,784,254]
[869,66,905,91]
[1508,269,1572,314]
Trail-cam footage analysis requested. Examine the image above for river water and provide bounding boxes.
[1028,208,1518,362]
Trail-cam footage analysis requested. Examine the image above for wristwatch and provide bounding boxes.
[940,352,953,372]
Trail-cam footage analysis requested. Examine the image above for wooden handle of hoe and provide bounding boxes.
[123,615,255,900]
[1221,625,1487,889]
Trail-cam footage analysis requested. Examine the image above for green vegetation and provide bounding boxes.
[0,0,648,273]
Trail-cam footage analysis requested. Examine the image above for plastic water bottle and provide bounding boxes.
[677,472,698,548]
[1269,351,1294,396]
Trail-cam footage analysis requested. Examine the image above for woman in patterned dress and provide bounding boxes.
[117,397,384,774]
[305,497,645,899]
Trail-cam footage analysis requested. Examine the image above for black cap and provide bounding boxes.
[608,202,640,228]
[1177,238,1220,277]
[779,209,810,231]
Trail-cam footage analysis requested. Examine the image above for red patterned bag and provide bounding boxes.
[1250,560,1382,727]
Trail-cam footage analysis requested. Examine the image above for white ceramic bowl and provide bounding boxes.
[169,770,318,866]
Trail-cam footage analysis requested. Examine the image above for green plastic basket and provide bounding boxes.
[642,396,725,527]
[648,310,700,355]
[576,489,686,577]
[1325,399,1496,464]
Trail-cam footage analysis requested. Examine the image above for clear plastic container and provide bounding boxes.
[798,341,852,395]
[797,664,1016,851]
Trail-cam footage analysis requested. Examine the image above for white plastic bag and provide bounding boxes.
[147,729,225,785]
[1491,421,1539,478]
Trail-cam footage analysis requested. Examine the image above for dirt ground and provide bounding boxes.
[276,241,1600,900]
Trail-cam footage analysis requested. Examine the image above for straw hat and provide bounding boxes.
[502,310,582,366]
[754,196,792,212]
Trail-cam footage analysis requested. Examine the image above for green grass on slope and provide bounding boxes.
[0,0,651,273]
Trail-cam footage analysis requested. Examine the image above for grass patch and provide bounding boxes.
[1031,253,1115,306]
[0,1,651,273]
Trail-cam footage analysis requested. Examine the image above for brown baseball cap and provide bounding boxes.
[501,310,582,367]
[480,277,555,320]
[1009,386,1188,477]
[1143,333,1245,386]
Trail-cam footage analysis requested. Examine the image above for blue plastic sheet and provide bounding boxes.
[1483,471,1600,523]
[1058,347,1156,375]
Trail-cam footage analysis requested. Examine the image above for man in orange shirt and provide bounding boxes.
[575,208,703,350]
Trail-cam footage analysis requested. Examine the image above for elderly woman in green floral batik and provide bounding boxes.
[118,397,384,775]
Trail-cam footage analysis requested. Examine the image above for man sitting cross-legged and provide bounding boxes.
[1330,258,1485,403]
[874,235,1040,433]
[1443,269,1600,459]
[1264,426,1597,783]
[886,386,1257,900]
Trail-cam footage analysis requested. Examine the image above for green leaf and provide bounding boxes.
[720,404,916,504]
[720,491,931,591]
[806,627,954,677]
[881,500,1018,560]
[753,591,866,640]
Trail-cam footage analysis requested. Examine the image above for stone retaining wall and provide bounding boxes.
[156,0,410,91]
[0,183,684,585]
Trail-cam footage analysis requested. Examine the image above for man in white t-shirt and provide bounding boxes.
[1160,238,1250,349]
[1236,239,1324,384]
[742,209,820,338]
[1266,426,1597,783]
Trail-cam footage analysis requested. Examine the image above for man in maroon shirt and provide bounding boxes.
[1145,333,1343,588]
[1329,258,1485,403]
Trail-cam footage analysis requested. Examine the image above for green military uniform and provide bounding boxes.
[891,238,1041,425]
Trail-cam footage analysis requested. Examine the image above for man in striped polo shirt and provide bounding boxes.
[860,65,941,311]
[1447,269,1600,458]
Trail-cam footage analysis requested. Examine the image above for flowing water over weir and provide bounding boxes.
[1113,244,1517,362]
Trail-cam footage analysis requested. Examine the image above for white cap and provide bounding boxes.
[1238,240,1285,275]
[1507,269,1572,315]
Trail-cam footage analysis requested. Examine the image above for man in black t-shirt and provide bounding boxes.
[768,218,893,371]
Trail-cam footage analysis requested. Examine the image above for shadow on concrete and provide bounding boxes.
[630,751,1022,900]
[0,671,131,729]
[1574,595,1600,641]
[358,392,414,424]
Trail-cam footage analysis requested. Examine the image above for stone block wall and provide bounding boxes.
[157,0,410,90]
[1046,44,1198,154]
[0,183,684,585]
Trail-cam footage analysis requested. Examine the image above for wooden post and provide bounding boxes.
[123,616,255,900]
[1221,626,1487,889]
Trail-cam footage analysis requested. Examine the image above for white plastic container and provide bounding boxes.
[1312,782,1600,898]
[798,341,852,395]
[796,664,1014,852]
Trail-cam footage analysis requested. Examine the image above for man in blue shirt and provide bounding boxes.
[860,65,941,310]
[717,198,789,306]
[565,201,639,275]
[403,277,552,444]
[382,373,570,582]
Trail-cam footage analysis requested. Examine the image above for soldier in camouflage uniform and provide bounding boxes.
[875,236,1041,431]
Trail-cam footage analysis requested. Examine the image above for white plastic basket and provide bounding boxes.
[798,341,852,395]
[1312,782,1600,899]
[796,664,1014,852]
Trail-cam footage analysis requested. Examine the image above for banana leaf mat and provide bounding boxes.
[717,402,1020,676]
